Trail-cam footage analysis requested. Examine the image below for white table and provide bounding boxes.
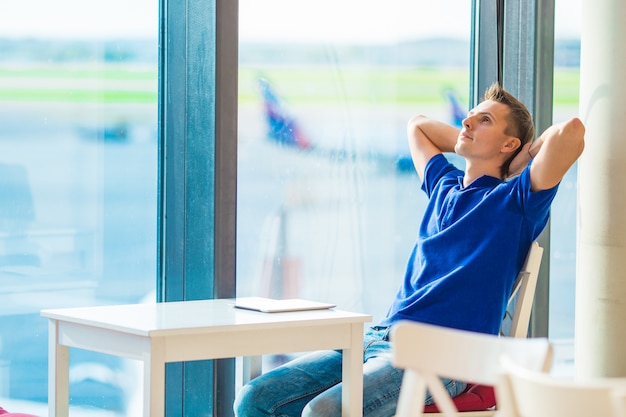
[42,299,372,417]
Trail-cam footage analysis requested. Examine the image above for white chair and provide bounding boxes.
[391,321,553,417]
[497,357,626,417]
[614,388,626,417]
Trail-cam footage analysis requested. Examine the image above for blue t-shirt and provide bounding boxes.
[378,154,558,335]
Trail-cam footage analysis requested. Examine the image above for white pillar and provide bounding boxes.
[577,0,626,378]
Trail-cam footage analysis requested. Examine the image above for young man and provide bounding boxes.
[234,83,585,417]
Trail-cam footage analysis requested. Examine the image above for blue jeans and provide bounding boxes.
[233,326,467,417]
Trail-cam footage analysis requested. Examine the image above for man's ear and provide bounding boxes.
[502,137,522,154]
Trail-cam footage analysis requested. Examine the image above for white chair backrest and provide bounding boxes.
[391,321,552,417]
[614,387,626,417]
[498,357,626,417]
[504,241,543,339]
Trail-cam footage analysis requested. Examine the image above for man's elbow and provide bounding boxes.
[407,115,429,130]
[562,117,585,158]
[565,117,585,135]
[407,115,428,144]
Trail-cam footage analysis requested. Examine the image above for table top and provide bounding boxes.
[41,298,372,337]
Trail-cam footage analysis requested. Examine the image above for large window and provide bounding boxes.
[0,1,157,415]
[237,0,471,364]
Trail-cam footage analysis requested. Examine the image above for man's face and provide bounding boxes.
[455,99,518,160]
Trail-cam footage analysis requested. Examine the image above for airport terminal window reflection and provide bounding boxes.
[237,0,471,366]
[0,1,157,415]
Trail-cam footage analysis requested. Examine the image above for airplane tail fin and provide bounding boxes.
[257,78,313,150]
[444,88,467,128]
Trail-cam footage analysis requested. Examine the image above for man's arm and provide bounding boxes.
[509,117,585,191]
[407,115,460,180]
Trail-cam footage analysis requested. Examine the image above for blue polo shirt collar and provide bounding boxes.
[457,175,504,189]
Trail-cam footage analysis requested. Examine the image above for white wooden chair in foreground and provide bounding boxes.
[390,321,553,417]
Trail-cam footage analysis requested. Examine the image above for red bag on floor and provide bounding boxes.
[0,406,39,417]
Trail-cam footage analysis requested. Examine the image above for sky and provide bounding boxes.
[0,0,581,41]
[239,0,473,43]
[0,0,158,39]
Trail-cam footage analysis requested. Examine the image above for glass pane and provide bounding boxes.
[0,1,157,415]
[238,0,470,369]
[550,0,581,375]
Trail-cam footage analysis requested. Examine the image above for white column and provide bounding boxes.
[577,0,626,378]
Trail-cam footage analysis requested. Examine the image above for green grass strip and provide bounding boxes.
[0,67,157,81]
[0,65,580,105]
[0,89,157,103]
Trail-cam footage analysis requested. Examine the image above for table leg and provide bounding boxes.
[48,320,69,417]
[144,338,166,417]
[342,323,364,417]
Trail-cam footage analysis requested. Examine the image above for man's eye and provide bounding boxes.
[481,116,490,122]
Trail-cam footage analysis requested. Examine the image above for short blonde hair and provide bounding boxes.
[483,83,535,178]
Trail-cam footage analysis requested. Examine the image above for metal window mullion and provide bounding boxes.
[214,0,238,301]
[530,0,555,339]
[501,0,555,338]
[158,0,238,414]
[213,0,239,415]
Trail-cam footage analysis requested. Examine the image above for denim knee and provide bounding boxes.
[301,394,341,417]
[234,383,266,417]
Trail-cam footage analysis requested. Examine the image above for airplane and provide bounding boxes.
[257,77,467,174]
[444,88,468,129]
